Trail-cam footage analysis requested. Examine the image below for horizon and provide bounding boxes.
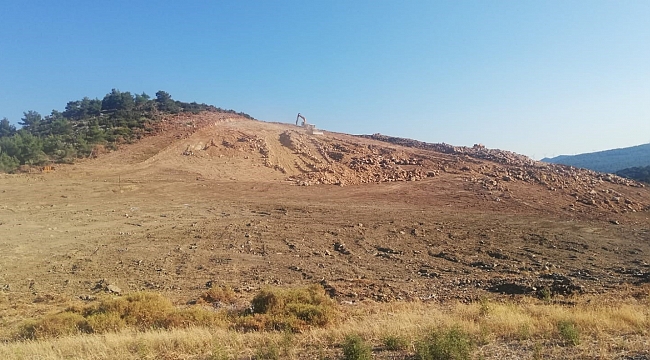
[2,1,649,160]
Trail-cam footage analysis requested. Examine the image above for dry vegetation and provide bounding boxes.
[1,288,649,359]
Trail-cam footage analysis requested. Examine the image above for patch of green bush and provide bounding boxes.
[415,326,473,360]
[237,284,338,332]
[557,320,580,346]
[342,334,372,360]
[382,334,409,350]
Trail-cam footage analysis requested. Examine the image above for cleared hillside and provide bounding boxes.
[1,112,649,359]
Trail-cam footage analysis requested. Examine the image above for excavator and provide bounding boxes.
[296,113,307,126]
[295,113,322,135]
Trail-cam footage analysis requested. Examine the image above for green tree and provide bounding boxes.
[63,97,102,120]
[85,119,105,144]
[0,152,20,172]
[135,92,151,109]
[155,91,180,113]
[0,131,45,165]
[0,118,16,138]
[19,111,43,135]
[102,89,135,112]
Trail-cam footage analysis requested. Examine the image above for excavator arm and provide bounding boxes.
[296,113,306,126]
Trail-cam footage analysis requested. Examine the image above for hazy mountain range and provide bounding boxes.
[542,143,650,174]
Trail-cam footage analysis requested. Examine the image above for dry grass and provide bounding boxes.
[0,291,649,359]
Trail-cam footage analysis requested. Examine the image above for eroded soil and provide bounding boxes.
[1,113,649,330]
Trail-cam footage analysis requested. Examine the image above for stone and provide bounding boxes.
[106,284,122,294]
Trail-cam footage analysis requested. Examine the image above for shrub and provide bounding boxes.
[201,285,236,305]
[254,343,280,360]
[342,334,372,360]
[416,326,473,360]
[557,320,580,346]
[238,285,337,332]
[537,288,552,301]
[383,334,409,350]
[85,311,126,333]
[163,306,225,328]
[17,291,226,339]
[84,292,175,330]
[18,312,88,340]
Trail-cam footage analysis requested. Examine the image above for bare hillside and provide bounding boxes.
[2,112,650,358]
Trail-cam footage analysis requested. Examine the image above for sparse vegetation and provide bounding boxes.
[14,286,337,341]
[0,89,255,173]
[16,292,225,340]
[1,295,650,359]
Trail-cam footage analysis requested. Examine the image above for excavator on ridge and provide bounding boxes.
[295,113,307,126]
[295,113,322,135]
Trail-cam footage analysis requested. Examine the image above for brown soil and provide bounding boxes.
[1,112,649,320]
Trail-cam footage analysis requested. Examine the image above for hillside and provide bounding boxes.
[617,165,650,184]
[1,112,649,359]
[542,142,650,173]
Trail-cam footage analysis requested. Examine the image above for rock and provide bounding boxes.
[430,251,459,263]
[376,246,402,255]
[417,268,439,278]
[488,282,535,295]
[487,250,509,260]
[107,284,122,294]
[334,242,351,255]
[319,279,337,297]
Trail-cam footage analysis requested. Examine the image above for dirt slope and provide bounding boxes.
[70,112,647,218]
[1,111,649,325]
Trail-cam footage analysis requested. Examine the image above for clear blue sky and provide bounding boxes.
[1,1,649,159]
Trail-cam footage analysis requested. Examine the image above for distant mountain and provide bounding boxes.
[542,143,650,174]
[616,166,650,184]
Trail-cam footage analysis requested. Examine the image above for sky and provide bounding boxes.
[1,1,649,159]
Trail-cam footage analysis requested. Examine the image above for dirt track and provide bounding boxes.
[1,113,649,324]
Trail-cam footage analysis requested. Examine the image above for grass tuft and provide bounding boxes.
[382,334,409,350]
[557,319,580,346]
[342,334,372,360]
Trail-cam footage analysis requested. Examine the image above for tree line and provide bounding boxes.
[616,166,650,184]
[0,90,253,173]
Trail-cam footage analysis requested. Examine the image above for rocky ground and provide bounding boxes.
[1,113,649,335]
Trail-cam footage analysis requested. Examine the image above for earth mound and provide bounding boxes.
[75,113,648,218]
[2,110,650,332]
